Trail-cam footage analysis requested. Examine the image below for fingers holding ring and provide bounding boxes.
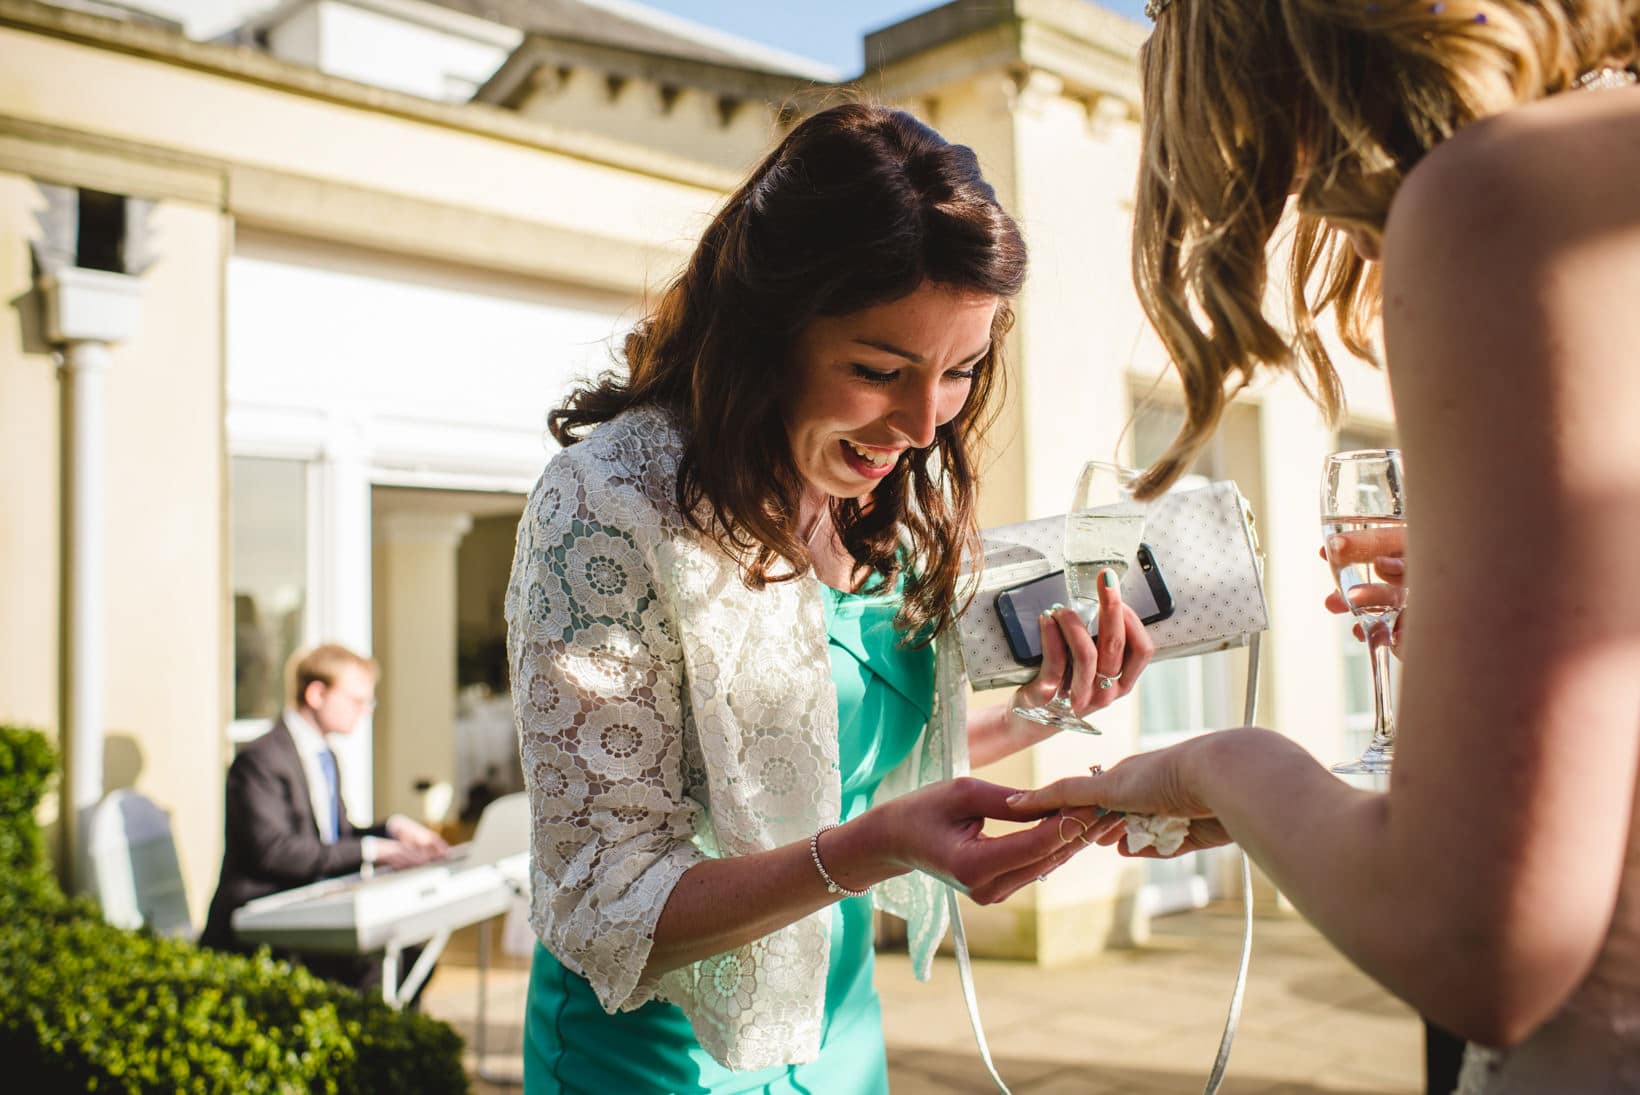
[1058,814,1093,846]
[1095,670,1122,691]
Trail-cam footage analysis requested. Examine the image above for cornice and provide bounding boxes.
[0,114,689,297]
[865,0,1143,112]
[0,0,739,191]
[475,30,828,111]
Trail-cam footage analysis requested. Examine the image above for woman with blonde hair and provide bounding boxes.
[1009,2,1640,1091]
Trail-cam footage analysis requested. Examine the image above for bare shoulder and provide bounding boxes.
[1382,90,1640,410]
[1385,90,1640,276]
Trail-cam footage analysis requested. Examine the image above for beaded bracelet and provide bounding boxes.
[809,823,868,898]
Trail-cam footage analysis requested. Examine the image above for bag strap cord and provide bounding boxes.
[951,887,1013,1093]
[1202,629,1261,1095]
[951,631,1263,1094]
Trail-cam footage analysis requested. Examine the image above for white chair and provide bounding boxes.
[467,791,533,959]
[467,791,529,868]
[84,789,193,940]
[470,791,531,1085]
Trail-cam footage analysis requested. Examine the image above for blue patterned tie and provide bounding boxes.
[317,747,341,844]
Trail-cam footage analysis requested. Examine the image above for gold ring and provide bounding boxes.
[1058,814,1093,846]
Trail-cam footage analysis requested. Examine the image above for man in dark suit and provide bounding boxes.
[202,643,447,992]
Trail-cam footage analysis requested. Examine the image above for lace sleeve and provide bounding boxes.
[505,457,704,1014]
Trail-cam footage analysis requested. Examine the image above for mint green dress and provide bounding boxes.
[523,581,934,1094]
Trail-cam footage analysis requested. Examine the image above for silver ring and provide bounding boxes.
[1088,764,1104,775]
[1095,670,1122,690]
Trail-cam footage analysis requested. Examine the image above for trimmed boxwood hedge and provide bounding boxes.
[0,726,470,1093]
[0,723,56,883]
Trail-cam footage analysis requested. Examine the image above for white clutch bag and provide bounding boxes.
[950,480,1270,1095]
[956,480,1270,691]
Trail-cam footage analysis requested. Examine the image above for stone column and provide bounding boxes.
[374,510,470,820]
[40,266,143,892]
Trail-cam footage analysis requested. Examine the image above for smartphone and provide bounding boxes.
[994,544,1175,666]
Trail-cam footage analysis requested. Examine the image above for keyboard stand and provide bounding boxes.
[474,916,524,1085]
[383,928,452,1010]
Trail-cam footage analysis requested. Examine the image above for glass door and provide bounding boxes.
[229,456,315,742]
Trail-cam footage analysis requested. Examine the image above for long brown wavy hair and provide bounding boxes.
[1131,0,1638,498]
[550,102,1028,640]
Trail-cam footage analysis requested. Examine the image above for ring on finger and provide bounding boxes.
[1058,814,1093,846]
[1095,669,1122,690]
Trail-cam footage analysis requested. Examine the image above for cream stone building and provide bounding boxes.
[0,0,1395,964]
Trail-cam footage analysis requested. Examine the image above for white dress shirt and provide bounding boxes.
[283,708,379,862]
[282,708,339,841]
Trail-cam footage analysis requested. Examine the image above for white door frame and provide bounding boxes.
[227,399,546,818]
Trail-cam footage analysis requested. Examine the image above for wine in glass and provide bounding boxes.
[1012,461,1146,735]
[1322,449,1407,775]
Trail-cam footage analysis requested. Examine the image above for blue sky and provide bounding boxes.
[633,1,1149,76]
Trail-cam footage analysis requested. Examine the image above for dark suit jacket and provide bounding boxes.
[201,719,388,951]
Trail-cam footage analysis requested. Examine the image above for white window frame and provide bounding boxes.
[226,407,380,817]
[1130,404,1243,916]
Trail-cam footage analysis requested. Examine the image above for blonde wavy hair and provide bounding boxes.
[1131,0,1639,497]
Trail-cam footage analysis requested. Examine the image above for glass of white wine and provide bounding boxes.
[1012,461,1146,735]
[1322,449,1407,775]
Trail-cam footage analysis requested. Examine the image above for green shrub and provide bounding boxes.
[0,726,470,1093]
[0,724,58,886]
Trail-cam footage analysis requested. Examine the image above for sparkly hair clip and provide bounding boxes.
[1144,0,1176,19]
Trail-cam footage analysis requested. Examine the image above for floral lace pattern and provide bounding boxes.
[505,406,963,1069]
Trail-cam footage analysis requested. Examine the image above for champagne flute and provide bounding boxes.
[1322,449,1407,775]
[1013,461,1147,735]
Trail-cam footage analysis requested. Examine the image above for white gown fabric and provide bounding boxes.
[504,405,969,1070]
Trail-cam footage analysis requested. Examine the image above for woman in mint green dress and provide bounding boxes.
[506,103,1154,1093]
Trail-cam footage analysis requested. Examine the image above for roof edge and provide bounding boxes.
[475,29,837,108]
[865,0,1145,71]
[0,0,740,191]
[238,0,522,50]
[572,0,843,82]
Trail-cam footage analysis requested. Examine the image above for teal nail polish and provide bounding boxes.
[1101,569,1118,589]
[1050,602,1065,612]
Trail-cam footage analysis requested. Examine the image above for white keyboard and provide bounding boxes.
[232,847,529,954]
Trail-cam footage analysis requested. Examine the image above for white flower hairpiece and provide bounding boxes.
[1144,0,1177,18]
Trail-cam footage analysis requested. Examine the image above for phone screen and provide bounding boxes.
[994,545,1173,665]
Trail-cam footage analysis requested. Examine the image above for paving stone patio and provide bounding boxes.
[423,902,1422,1094]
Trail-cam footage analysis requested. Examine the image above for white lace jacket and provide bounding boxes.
[504,405,970,1070]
